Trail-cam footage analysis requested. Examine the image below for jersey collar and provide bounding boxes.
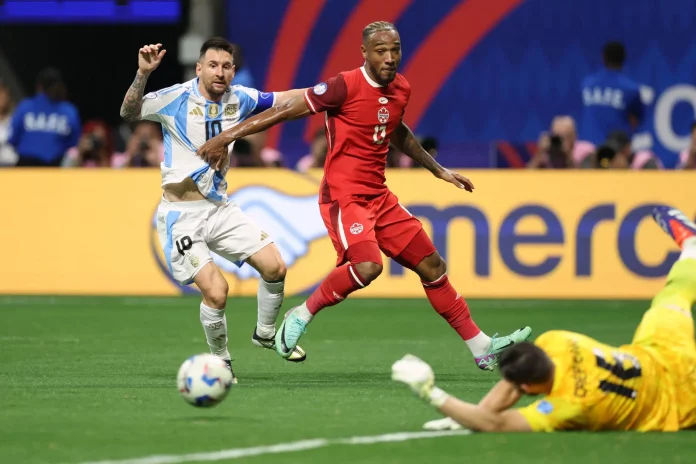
[192,77,203,98]
[360,65,384,88]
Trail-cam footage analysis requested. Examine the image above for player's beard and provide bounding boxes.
[206,80,228,100]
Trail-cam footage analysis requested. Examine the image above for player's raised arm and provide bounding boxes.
[391,121,475,193]
[120,44,167,122]
[197,95,311,169]
[198,76,347,169]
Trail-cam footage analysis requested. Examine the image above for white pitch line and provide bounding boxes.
[78,429,471,464]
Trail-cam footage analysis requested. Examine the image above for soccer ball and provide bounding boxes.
[177,353,234,407]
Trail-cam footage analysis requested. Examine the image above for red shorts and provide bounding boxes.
[319,191,432,267]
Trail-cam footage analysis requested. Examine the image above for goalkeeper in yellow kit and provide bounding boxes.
[392,206,696,432]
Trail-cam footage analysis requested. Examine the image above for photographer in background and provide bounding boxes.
[113,120,163,168]
[62,120,114,167]
[527,116,594,169]
[589,130,662,169]
[677,122,696,169]
[230,138,264,168]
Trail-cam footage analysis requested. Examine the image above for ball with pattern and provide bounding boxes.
[177,354,233,407]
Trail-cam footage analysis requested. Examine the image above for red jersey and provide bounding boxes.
[304,66,411,203]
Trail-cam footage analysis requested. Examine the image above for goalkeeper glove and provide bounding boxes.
[391,354,450,407]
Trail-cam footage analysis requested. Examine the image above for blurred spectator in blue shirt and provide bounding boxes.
[581,42,645,146]
[9,68,81,166]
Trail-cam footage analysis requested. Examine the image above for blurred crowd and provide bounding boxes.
[527,42,695,170]
[0,64,435,171]
[1,42,693,171]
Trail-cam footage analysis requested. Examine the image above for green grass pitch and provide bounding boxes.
[1,296,693,464]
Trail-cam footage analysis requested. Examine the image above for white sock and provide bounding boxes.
[466,331,492,357]
[257,279,284,339]
[294,301,314,324]
[199,303,231,360]
[680,237,696,261]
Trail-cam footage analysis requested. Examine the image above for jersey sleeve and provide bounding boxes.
[233,86,277,119]
[66,105,81,148]
[139,83,188,122]
[141,92,168,122]
[304,75,348,114]
[517,397,586,432]
[627,86,646,123]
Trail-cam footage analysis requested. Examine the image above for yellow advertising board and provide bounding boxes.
[0,169,692,299]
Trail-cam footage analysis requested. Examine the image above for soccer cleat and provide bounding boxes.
[652,206,696,248]
[251,326,307,363]
[223,359,239,385]
[274,308,308,359]
[474,326,533,371]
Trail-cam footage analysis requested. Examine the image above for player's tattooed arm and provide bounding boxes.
[391,120,443,173]
[119,72,149,122]
[120,44,166,122]
[391,121,474,192]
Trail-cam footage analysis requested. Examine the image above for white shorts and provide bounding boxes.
[156,197,274,285]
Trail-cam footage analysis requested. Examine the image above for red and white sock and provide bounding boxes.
[294,264,366,323]
[422,273,491,356]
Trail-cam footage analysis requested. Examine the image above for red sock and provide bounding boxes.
[422,274,480,340]
[306,264,365,315]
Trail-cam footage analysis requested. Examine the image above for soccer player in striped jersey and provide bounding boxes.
[119,37,307,383]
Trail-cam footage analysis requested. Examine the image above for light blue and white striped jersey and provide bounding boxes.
[141,78,276,202]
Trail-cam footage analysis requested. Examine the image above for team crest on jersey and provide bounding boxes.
[207,104,220,118]
[536,400,554,415]
[314,82,327,95]
[350,223,364,235]
[224,104,238,117]
[377,107,390,124]
[378,97,388,104]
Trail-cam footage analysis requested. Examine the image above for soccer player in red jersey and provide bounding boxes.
[198,21,532,370]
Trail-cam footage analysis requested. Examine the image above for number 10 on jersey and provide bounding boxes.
[206,121,223,141]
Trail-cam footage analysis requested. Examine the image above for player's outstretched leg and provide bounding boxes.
[400,231,531,371]
[652,206,696,251]
[275,243,382,358]
[651,205,696,306]
[246,245,306,362]
[194,262,238,384]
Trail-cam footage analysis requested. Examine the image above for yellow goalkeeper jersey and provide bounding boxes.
[518,330,680,432]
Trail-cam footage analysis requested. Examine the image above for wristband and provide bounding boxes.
[428,386,450,408]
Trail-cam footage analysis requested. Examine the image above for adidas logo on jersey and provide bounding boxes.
[189,107,203,116]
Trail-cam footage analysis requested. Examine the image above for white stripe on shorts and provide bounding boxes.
[337,207,349,250]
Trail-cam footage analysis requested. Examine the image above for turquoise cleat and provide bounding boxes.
[275,308,309,359]
[474,326,533,371]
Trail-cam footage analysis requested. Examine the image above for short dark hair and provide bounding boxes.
[199,37,235,61]
[498,342,553,385]
[603,41,626,68]
[362,21,398,44]
[691,121,696,133]
[36,67,64,89]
